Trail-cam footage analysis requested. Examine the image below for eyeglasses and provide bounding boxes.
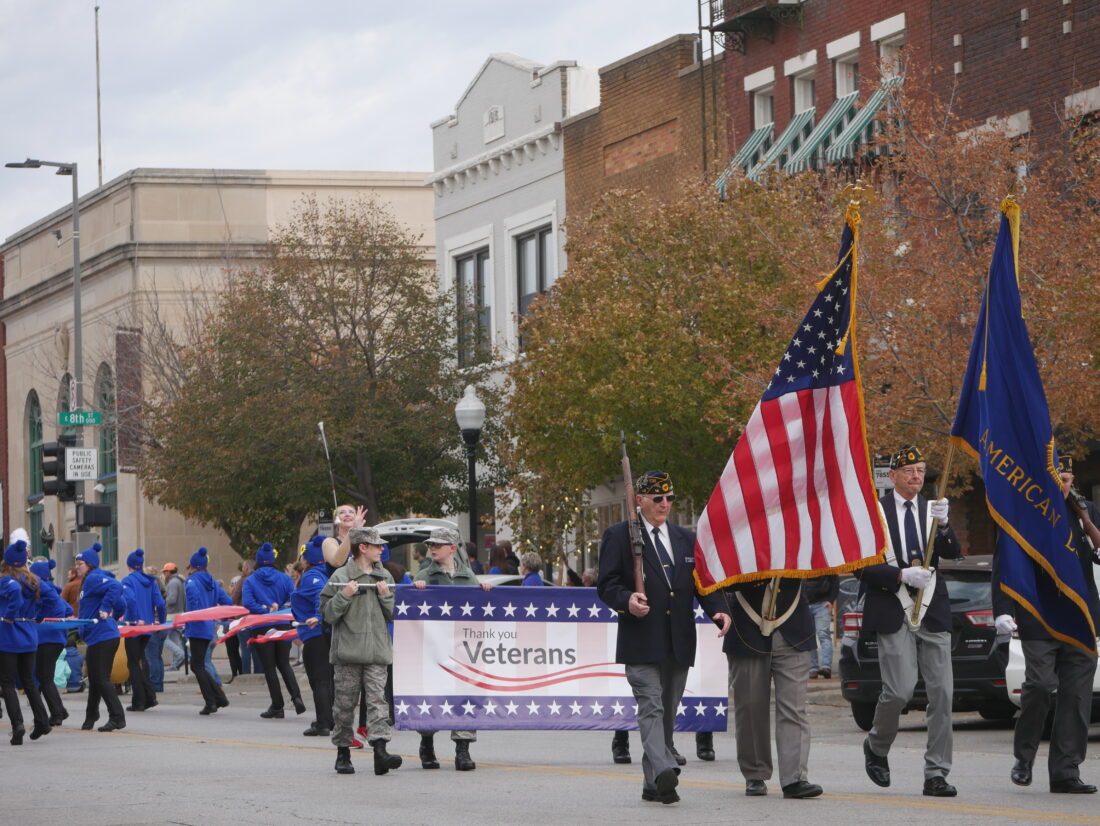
[647,494,676,503]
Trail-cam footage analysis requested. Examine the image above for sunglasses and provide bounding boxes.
[647,494,676,503]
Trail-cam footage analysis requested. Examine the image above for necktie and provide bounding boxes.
[652,527,674,583]
[903,501,921,564]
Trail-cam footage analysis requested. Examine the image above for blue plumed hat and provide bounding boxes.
[4,540,28,568]
[127,548,146,570]
[303,536,325,566]
[255,542,276,567]
[189,547,209,570]
[30,558,56,581]
[77,543,102,569]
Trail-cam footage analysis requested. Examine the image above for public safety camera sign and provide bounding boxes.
[65,448,99,481]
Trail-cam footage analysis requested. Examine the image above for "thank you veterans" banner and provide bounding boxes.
[392,585,728,731]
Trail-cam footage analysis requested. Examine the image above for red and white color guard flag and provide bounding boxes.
[694,205,886,592]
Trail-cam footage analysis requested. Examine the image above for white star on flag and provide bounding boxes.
[548,701,562,715]
[503,603,517,617]
[590,701,604,715]
[484,700,498,715]
[462,701,477,716]
[714,702,728,716]
[693,703,707,715]
[505,701,519,715]
[438,602,452,616]
[460,602,474,616]
[567,604,580,617]
[611,701,624,715]
[545,603,559,617]
[693,606,705,619]
[439,700,454,715]
[417,701,432,715]
[524,603,538,617]
[570,702,583,715]
[395,701,410,716]
[526,701,540,715]
[587,604,602,618]
[481,603,496,617]
[418,602,432,616]
[676,703,686,716]
[396,602,410,615]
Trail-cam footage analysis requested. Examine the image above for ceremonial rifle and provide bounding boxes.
[910,443,955,628]
[620,432,646,597]
[1066,488,1100,554]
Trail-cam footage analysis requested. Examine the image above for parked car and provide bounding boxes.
[838,554,1015,730]
[476,574,554,587]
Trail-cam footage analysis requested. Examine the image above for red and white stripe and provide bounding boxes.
[695,382,883,591]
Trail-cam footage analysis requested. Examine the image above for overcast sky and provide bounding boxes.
[0,0,701,239]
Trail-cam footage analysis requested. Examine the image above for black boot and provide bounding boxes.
[10,723,25,746]
[611,730,631,764]
[455,740,475,771]
[371,739,403,775]
[696,731,715,761]
[292,696,307,715]
[419,733,439,769]
[334,746,354,774]
[260,706,284,719]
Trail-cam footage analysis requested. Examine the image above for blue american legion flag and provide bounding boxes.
[392,586,728,731]
[950,198,1096,654]
[695,205,885,591]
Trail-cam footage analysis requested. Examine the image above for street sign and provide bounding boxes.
[59,410,102,426]
[65,447,98,481]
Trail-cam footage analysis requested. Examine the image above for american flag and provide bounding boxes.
[694,211,885,592]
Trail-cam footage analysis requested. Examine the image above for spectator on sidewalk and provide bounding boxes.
[804,574,839,679]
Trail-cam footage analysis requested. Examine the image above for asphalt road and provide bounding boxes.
[5,670,1100,825]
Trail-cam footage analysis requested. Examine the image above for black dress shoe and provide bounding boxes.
[863,738,890,787]
[144,700,158,710]
[80,718,98,731]
[611,732,631,764]
[641,786,679,804]
[303,725,330,736]
[923,776,957,797]
[1011,759,1032,786]
[199,705,218,715]
[97,719,125,732]
[292,697,307,715]
[260,707,285,719]
[783,780,823,799]
[671,745,687,766]
[1051,777,1098,794]
[10,724,25,746]
[696,731,715,761]
[126,705,145,712]
[655,767,679,798]
[29,721,51,740]
[745,779,768,796]
[215,696,230,708]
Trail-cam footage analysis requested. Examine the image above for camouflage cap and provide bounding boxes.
[424,526,461,546]
[635,470,674,496]
[350,526,384,547]
[889,444,924,470]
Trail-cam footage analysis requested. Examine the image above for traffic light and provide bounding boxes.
[41,433,77,502]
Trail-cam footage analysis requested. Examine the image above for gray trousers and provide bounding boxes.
[1015,638,1097,781]
[728,636,811,787]
[625,661,688,789]
[332,663,391,747]
[867,623,953,779]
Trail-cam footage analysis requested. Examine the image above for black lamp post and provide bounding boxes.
[454,385,486,550]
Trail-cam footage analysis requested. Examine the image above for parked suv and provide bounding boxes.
[838,555,1015,730]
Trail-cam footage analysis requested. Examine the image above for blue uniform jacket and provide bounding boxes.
[184,571,233,640]
[290,566,330,643]
[78,568,122,646]
[35,580,73,646]
[121,570,167,624]
[243,567,293,614]
[0,575,40,653]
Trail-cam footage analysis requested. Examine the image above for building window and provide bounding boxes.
[836,55,859,97]
[793,72,816,114]
[456,248,491,366]
[879,37,904,79]
[95,364,118,567]
[516,225,552,316]
[753,87,775,128]
[25,391,45,558]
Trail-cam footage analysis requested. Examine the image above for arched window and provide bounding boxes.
[24,391,44,558]
[94,364,118,566]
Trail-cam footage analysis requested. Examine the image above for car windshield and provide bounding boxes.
[943,570,990,608]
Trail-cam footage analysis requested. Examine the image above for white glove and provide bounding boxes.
[929,498,949,524]
[995,614,1017,635]
[900,566,932,589]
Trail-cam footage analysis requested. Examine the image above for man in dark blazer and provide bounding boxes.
[725,577,822,799]
[857,444,960,797]
[993,457,1100,794]
[597,470,730,805]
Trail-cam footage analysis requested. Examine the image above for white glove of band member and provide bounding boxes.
[995,614,1018,635]
[929,498,949,524]
[900,566,933,589]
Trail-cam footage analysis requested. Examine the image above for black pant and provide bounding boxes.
[254,630,301,709]
[85,638,125,724]
[0,650,49,728]
[302,634,334,730]
[225,634,242,677]
[124,636,155,710]
[34,642,66,721]
[188,638,227,709]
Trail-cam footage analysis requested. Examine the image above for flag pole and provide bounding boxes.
[910,441,956,627]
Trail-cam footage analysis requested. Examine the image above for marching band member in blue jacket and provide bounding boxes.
[75,543,126,732]
[184,547,232,715]
[292,536,333,736]
[244,542,305,719]
[0,540,51,744]
[30,558,72,726]
[121,549,167,713]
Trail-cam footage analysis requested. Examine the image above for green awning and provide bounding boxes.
[825,77,903,163]
[783,91,859,174]
[714,124,774,198]
[748,108,816,180]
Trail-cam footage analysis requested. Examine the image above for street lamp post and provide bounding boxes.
[454,385,486,551]
[6,159,85,512]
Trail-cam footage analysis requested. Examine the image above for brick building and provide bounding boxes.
[563,34,727,222]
